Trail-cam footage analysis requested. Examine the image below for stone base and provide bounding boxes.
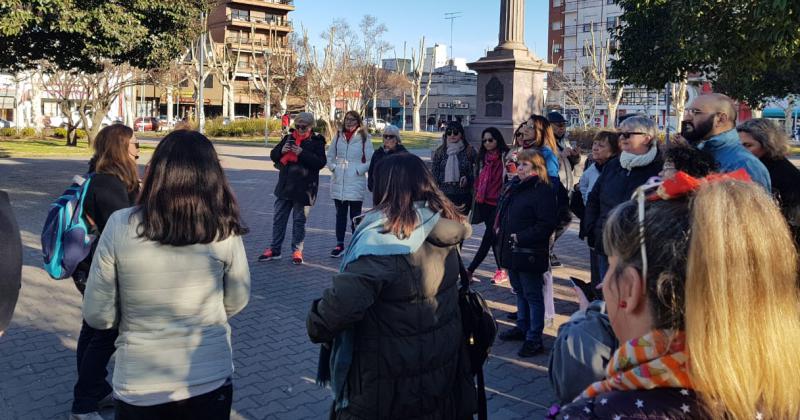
[466,50,555,148]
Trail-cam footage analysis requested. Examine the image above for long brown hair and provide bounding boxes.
[371,153,464,239]
[135,130,248,245]
[93,124,139,192]
[603,180,800,418]
[525,115,559,152]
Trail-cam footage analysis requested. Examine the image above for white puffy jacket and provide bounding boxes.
[326,129,374,201]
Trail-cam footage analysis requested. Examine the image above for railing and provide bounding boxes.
[226,36,269,46]
[227,14,293,29]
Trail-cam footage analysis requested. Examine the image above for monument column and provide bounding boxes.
[466,0,555,145]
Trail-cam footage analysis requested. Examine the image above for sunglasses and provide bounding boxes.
[482,137,496,143]
[295,124,309,131]
[445,129,461,136]
[383,135,397,140]
[619,132,645,139]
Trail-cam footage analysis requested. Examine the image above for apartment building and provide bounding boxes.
[547,0,696,128]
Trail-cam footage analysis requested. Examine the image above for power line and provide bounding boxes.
[444,12,463,62]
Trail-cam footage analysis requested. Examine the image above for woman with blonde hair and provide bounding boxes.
[70,124,141,420]
[550,173,800,418]
[495,149,558,357]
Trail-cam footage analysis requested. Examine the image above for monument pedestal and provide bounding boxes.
[465,0,555,146]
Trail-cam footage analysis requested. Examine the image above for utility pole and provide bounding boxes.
[665,83,671,145]
[264,48,272,145]
[444,12,462,61]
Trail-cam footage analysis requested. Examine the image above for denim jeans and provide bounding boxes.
[116,383,233,420]
[333,199,362,245]
[589,249,605,300]
[270,197,310,253]
[597,252,610,284]
[508,270,545,345]
[72,320,118,414]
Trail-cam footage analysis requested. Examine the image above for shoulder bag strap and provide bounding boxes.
[454,249,488,420]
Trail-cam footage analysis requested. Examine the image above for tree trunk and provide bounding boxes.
[166,86,174,125]
[607,103,618,128]
[87,105,110,145]
[227,83,236,120]
[784,96,796,136]
[412,103,421,132]
[372,91,378,126]
[222,84,230,119]
[279,93,288,115]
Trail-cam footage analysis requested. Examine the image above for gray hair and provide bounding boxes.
[382,124,401,142]
[737,118,789,160]
[620,116,659,142]
[295,112,315,126]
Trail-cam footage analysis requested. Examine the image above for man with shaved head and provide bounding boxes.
[681,93,771,189]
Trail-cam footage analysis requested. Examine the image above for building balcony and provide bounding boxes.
[227,14,293,32]
[228,0,295,12]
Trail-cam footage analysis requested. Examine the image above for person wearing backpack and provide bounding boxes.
[70,124,140,420]
[307,153,477,419]
[326,110,374,258]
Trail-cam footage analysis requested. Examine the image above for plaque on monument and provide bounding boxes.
[485,103,503,117]
[485,77,504,102]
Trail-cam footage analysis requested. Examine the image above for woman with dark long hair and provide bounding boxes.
[431,121,476,214]
[467,127,510,284]
[326,110,374,257]
[70,124,140,420]
[82,130,250,420]
[308,153,477,419]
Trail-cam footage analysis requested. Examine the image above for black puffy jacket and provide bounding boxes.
[307,218,477,420]
[270,133,327,206]
[495,176,558,271]
[583,155,662,254]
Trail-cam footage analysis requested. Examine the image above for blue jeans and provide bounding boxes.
[508,270,545,345]
[270,197,310,253]
[597,252,610,283]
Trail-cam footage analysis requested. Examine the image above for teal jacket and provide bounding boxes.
[698,129,771,191]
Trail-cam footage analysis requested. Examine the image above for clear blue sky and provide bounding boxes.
[291,0,550,63]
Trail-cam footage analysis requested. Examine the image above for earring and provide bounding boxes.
[619,301,627,309]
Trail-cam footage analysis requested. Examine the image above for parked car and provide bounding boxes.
[134,117,160,132]
[0,118,15,128]
[222,115,249,125]
[365,117,386,130]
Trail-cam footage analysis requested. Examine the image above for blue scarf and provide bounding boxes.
[317,202,441,411]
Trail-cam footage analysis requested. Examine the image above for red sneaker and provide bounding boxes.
[258,249,281,261]
[292,250,304,265]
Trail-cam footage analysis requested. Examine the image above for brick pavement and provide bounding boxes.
[0,141,587,420]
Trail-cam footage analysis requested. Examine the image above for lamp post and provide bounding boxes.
[263,48,272,146]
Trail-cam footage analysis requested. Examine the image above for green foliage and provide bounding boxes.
[612,0,800,105]
[0,127,17,137]
[53,127,67,138]
[75,129,87,139]
[20,127,36,137]
[0,1,210,72]
[568,128,601,150]
[206,118,277,137]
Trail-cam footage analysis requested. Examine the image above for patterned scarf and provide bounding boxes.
[475,150,504,205]
[581,329,692,399]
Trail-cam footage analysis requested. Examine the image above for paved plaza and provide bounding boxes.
[0,141,587,420]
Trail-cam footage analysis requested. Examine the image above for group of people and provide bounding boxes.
[0,91,798,419]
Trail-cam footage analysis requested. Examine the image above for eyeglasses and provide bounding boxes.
[344,117,358,122]
[619,132,645,139]
[295,124,309,131]
[684,108,711,116]
[445,129,461,136]
[482,137,496,143]
[382,135,397,140]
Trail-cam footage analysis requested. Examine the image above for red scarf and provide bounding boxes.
[280,130,311,166]
[343,128,355,141]
[475,150,504,205]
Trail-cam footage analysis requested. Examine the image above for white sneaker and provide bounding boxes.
[69,412,104,420]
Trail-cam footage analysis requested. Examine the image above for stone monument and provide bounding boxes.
[466,0,555,146]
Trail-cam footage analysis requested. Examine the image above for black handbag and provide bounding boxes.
[511,243,550,273]
[456,252,497,420]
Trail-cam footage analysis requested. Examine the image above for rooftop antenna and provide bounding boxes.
[444,12,463,61]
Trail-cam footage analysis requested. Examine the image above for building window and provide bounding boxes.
[606,16,620,29]
[552,43,562,53]
[607,0,615,4]
[179,80,189,88]
[552,22,563,30]
[582,23,593,32]
[231,8,249,20]
[204,76,214,89]
[553,0,563,6]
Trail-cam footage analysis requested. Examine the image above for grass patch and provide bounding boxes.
[0,137,155,158]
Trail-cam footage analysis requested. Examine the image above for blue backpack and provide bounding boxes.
[41,174,96,280]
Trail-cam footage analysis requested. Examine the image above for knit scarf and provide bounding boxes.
[580,329,692,399]
[475,150,503,205]
[444,141,465,183]
[619,144,657,171]
[279,130,311,166]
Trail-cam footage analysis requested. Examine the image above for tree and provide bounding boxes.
[408,37,434,133]
[612,0,800,117]
[356,15,391,123]
[149,60,189,126]
[0,0,211,73]
[549,69,600,129]
[584,27,624,128]
[271,33,301,116]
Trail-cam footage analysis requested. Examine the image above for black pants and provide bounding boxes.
[116,383,233,420]
[446,193,473,216]
[468,203,499,272]
[334,199,363,245]
[72,320,118,414]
